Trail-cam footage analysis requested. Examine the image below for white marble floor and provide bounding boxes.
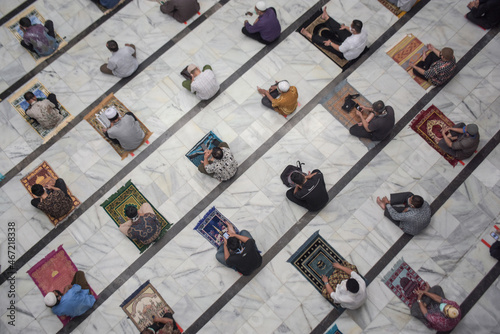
[1,0,500,333]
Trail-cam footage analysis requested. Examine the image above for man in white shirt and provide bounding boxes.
[322,262,367,309]
[301,6,367,61]
[100,40,139,78]
[182,64,220,100]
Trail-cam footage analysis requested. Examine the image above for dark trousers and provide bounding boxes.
[413,52,440,80]
[410,285,445,323]
[72,271,91,293]
[466,11,494,29]
[261,86,280,109]
[437,122,465,157]
[31,178,69,208]
[104,112,137,146]
[384,192,413,224]
[21,21,55,53]
[311,17,351,59]
[349,124,373,140]
[242,8,278,44]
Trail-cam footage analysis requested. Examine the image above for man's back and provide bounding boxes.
[24,24,59,56]
[107,114,145,151]
[37,189,73,218]
[339,30,367,60]
[368,106,395,141]
[272,86,298,115]
[107,46,139,78]
[26,99,63,130]
[127,213,162,244]
[226,239,262,275]
[52,284,96,317]
[191,69,220,100]
[453,132,480,160]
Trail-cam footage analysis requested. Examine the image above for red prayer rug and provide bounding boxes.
[382,258,425,308]
[410,105,459,167]
[27,245,97,325]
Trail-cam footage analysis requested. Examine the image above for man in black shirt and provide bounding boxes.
[215,223,262,276]
[349,100,395,141]
[286,169,329,211]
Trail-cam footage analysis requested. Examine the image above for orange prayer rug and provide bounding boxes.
[386,34,432,90]
[27,245,98,325]
[21,161,80,226]
[410,105,459,167]
[377,0,421,18]
[84,93,152,160]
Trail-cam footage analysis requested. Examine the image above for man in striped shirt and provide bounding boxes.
[182,64,220,100]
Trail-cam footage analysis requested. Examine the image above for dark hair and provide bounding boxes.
[125,205,138,219]
[54,290,62,306]
[352,20,363,33]
[24,91,36,101]
[106,40,119,52]
[290,172,305,186]
[372,100,386,113]
[141,329,153,334]
[19,17,32,28]
[346,278,359,293]
[31,184,44,197]
[212,147,223,160]
[227,237,240,251]
[412,195,424,208]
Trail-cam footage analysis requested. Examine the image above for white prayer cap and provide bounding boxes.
[44,292,57,307]
[105,106,118,119]
[255,1,267,11]
[278,81,290,93]
[187,64,197,72]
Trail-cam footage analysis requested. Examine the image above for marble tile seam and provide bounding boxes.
[0,0,36,26]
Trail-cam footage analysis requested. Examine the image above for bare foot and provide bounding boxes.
[376,196,386,210]
[321,6,329,20]
[300,28,312,39]
[382,196,389,204]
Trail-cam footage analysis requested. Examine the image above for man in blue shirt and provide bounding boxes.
[44,271,96,318]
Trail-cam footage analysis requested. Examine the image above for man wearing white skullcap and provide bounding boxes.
[103,106,145,151]
[242,1,281,44]
[44,271,96,318]
[257,80,298,116]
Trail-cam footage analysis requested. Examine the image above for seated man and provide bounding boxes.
[31,178,73,219]
[321,262,367,309]
[438,123,480,160]
[100,40,139,78]
[412,283,461,331]
[257,80,298,116]
[286,169,328,211]
[161,0,200,23]
[103,107,145,151]
[242,1,281,44]
[24,91,63,130]
[409,44,456,86]
[120,204,162,245]
[182,64,220,100]
[215,222,262,276]
[142,313,180,334]
[376,192,431,235]
[466,0,500,29]
[89,0,120,9]
[386,0,418,11]
[19,17,59,56]
[349,100,395,141]
[301,7,367,61]
[199,142,238,182]
[44,271,96,317]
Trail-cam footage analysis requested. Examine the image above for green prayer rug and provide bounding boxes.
[101,180,171,253]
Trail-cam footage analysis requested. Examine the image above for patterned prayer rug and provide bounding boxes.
[410,105,459,167]
[298,10,349,68]
[120,280,174,332]
[194,207,240,248]
[0,173,4,182]
[326,324,343,334]
[382,258,425,308]
[21,161,80,226]
[101,180,172,253]
[387,34,432,89]
[84,93,152,160]
[321,80,375,149]
[6,5,66,62]
[7,78,73,142]
[185,131,222,167]
[377,0,420,18]
[27,245,98,325]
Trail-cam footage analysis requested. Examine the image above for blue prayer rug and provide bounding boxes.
[194,207,239,248]
[185,131,222,167]
[326,324,343,334]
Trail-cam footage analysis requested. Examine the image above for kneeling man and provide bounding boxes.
[120,203,162,245]
[104,107,145,151]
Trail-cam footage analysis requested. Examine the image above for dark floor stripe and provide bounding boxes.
[0,0,36,26]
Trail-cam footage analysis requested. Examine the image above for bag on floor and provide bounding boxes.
[281,161,305,187]
[342,93,360,112]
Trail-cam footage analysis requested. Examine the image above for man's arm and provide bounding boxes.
[355,110,371,132]
[333,262,353,275]
[386,204,411,221]
[223,238,230,260]
[257,87,275,103]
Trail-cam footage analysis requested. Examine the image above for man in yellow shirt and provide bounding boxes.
[257,80,298,116]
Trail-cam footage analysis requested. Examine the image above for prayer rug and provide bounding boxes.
[6,5,66,63]
[185,131,222,167]
[321,80,375,149]
[194,206,240,248]
[0,173,4,181]
[7,78,73,143]
[27,245,98,325]
[410,105,459,167]
[387,34,432,89]
[84,93,152,160]
[378,0,420,18]
[382,258,425,308]
[120,280,175,332]
[326,324,342,334]
[101,180,172,253]
[21,161,80,226]
[298,10,349,69]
